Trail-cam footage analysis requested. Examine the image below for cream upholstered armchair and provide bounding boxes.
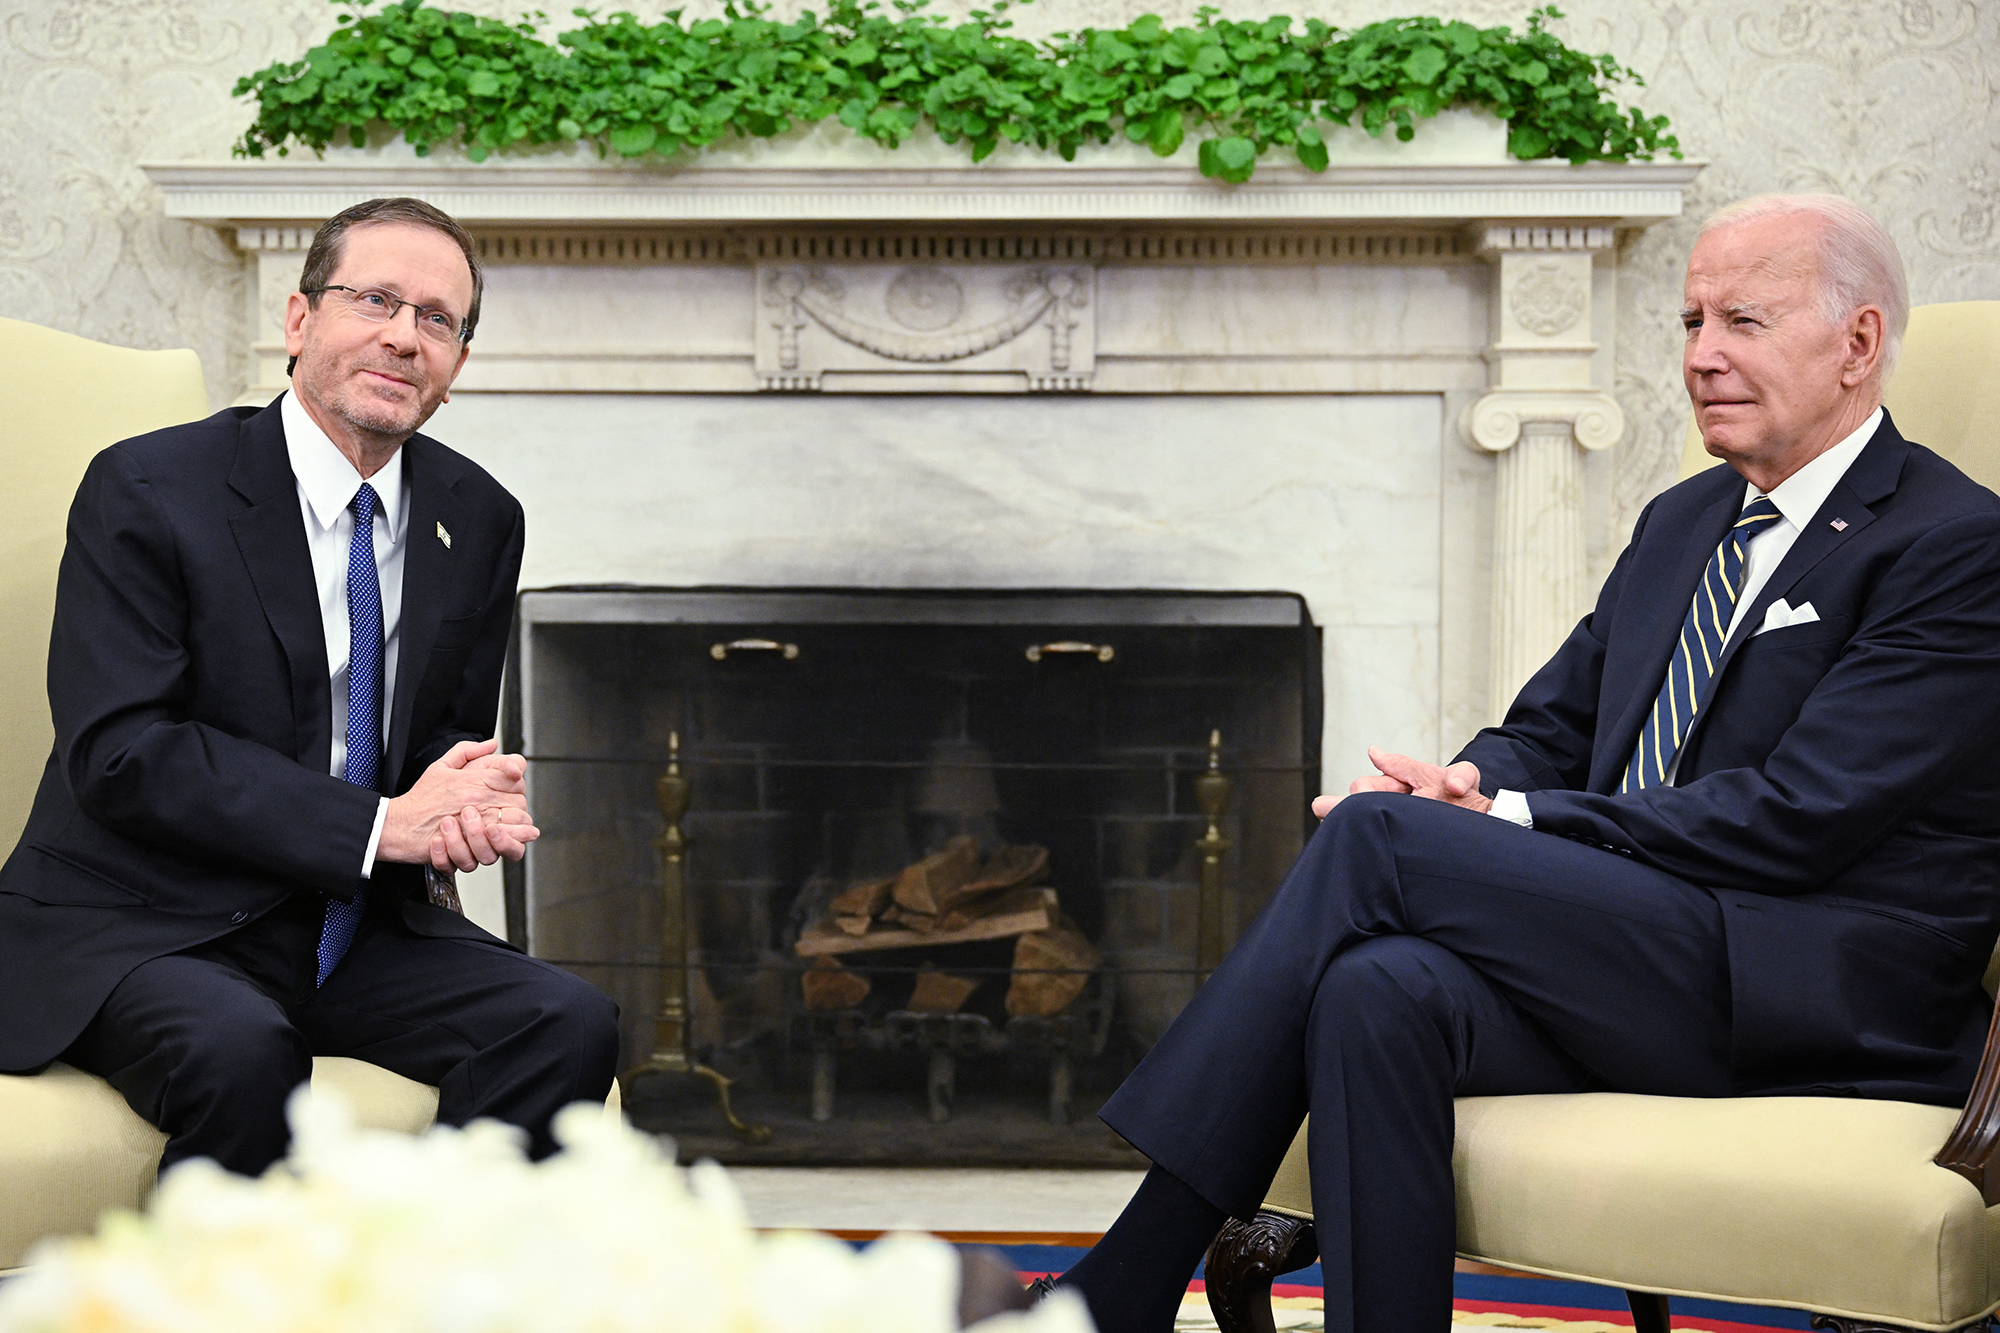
[1205,302,2000,1333]
[0,318,448,1273]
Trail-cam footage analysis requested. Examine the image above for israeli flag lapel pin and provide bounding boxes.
[436,520,452,549]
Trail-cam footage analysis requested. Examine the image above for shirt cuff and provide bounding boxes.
[1488,789,1534,828]
[360,796,390,878]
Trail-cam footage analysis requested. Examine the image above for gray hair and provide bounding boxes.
[1698,193,1909,379]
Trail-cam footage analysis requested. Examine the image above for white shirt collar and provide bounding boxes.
[280,390,405,534]
[1748,406,1883,528]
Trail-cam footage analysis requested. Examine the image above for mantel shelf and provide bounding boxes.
[143,156,1702,228]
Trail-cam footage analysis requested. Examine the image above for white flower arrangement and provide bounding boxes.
[0,1091,1095,1333]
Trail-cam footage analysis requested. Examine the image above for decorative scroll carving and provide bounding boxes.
[788,268,1058,362]
[754,261,1094,391]
[885,267,964,329]
[1934,995,2000,1204]
[1462,391,1624,454]
[1509,257,1587,336]
[1203,1211,1318,1333]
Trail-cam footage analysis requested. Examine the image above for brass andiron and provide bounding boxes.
[621,731,772,1143]
[1193,729,1233,979]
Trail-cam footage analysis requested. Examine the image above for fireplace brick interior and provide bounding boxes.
[510,587,1319,1163]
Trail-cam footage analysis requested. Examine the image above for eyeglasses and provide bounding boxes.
[303,286,471,346]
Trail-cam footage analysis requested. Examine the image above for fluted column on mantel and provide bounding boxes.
[1461,224,1624,719]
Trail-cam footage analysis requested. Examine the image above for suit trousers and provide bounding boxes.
[1098,793,1737,1333]
[61,888,620,1177]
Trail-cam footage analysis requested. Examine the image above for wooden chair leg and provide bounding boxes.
[1202,1211,1317,1333]
[1627,1290,1670,1333]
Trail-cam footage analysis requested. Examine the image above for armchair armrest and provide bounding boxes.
[1934,998,2000,1203]
[424,865,463,914]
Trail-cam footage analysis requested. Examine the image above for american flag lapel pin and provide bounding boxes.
[1830,518,1849,532]
[436,520,452,549]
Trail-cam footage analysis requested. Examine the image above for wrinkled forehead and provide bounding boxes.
[331,221,475,310]
[1683,216,1822,305]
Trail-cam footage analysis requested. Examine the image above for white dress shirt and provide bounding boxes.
[1489,407,1884,827]
[281,391,405,874]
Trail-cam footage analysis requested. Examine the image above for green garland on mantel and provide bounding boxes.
[233,0,1679,184]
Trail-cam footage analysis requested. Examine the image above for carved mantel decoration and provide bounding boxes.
[144,136,1699,720]
[756,262,1095,392]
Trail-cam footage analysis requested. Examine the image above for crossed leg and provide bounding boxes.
[1069,793,1735,1333]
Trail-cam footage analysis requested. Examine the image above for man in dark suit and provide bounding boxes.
[0,197,618,1176]
[1054,195,2000,1332]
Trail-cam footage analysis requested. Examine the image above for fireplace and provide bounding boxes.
[509,587,1318,1164]
[147,136,1698,1162]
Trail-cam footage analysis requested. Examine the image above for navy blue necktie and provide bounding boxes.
[318,482,384,986]
[1621,496,1783,793]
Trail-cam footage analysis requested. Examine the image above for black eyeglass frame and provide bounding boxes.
[301,285,474,346]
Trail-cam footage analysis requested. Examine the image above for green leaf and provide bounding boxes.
[1402,44,1446,84]
[1190,44,1230,75]
[1202,133,1255,181]
[233,0,1676,173]
[608,122,657,154]
[1507,123,1550,158]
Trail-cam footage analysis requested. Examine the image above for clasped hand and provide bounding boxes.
[1310,746,1492,819]
[378,738,540,872]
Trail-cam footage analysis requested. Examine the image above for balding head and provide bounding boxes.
[1696,194,1908,381]
[1681,195,1900,490]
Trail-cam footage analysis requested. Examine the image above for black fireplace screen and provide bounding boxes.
[506,588,1319,1165]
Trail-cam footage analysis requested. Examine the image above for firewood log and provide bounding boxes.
[890,835,980,917]
[801,956,871,1011]
[795,886,1057,957]
[829,873,895,930]
[906,966,981,1014]
[1005,918,1101,1018]
[934,844,1050,927]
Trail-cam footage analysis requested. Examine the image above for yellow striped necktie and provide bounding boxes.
[1621,496,1783,793]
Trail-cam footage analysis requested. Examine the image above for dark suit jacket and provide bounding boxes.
[1457,412,2000,1103]
[0,397,525,1071]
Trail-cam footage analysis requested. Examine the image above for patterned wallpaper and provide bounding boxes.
[2,0,1995,539]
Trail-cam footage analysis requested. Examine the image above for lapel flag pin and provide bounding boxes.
[1830,518,1849,532]
[436,521,452,549]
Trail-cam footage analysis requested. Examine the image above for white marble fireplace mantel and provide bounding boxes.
[144,125,1700,757]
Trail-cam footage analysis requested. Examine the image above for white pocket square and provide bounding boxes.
[1756,598,1820,636]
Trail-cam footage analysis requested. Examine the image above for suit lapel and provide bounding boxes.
[1680,418,1908,756]
[1591,476,1742,791]
[386,434,467,788]
[226,398,331,771]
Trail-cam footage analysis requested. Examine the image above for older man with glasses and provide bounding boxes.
[0,197,618,1177]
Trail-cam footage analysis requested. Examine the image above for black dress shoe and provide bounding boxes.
[1024,1275,1060,1301]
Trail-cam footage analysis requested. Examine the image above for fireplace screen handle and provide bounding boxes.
[1026,641,1115,663]
[710,638,800,661]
